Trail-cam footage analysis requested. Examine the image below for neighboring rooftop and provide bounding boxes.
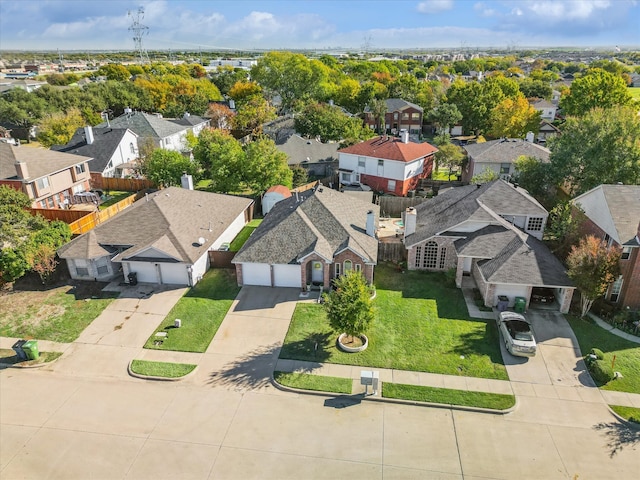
[97,111,187,139]
[0,142,91,181]
[463,138,550,164]
[339,136,438,163]
[276,135,339,166]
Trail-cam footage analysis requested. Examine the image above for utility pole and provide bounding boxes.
[128,7,150,64]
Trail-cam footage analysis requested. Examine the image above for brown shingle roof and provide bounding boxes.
[338,136,437,163]
[0,142,91,181]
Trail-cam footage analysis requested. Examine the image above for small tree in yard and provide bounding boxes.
[567,236,621,318]
[323,271,375,345]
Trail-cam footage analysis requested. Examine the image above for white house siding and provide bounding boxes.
[273,264,301,287]
[212,211,247,249]
[129,261,159,283]
[240,263,272,286]
[339,153,414,182]
[190,252,209,285]
[105,130,138,178]
[67,257,115,282]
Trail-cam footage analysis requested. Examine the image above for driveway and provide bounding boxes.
[501,310,596,388]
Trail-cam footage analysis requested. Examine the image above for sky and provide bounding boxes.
[1,0,639,52]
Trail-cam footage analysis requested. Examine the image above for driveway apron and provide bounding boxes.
[502,310,596,388]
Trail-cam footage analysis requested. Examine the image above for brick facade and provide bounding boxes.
[359,159,433,196]
[407,236,457,272]
[365,107,423,134]
[333,249,375,284]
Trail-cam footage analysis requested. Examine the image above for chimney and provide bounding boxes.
[124,106,132,115]
[400,129,409,144]
[14,160,29,179]
[229,99,235,110]
[84,125,94,145]
[404,207,417,236]
[366,210,376,237]
[525,131,534,143]
[181,172,194,190]
[183,112,190,118]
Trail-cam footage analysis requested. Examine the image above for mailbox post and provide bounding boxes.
[360,370,379,395]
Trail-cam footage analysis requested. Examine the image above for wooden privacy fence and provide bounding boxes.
[208,251,236,269]
[376,196,428,217]
[67,194,137,234]
[90,173,154,192]
[28,208,88,223]
[377,242,407,263]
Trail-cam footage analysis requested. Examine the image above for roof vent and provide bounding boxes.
[197,237,206,246]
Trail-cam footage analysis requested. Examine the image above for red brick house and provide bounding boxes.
[338,132,437,196]
[364,98,423,134]
[572,185,640,309]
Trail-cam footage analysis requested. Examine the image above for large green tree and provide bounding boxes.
[428,103,462,135]
[140,149,199,188]
[192,129,245,193]
[37,108,85,147]
[548,106,640,195]
[244,137,293,193]
[567,236,621,318]
[294,102,371,143]
[559,68,633,117]
[488,96,540,139]
[434,142,464,180]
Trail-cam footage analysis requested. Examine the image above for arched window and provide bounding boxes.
[439,247,447,269]
[424,241,438,268]
[344,260,353,272]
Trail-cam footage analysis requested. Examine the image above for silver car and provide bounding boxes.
[497,311,537,357]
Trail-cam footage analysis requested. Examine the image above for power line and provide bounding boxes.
[128,7,150,63]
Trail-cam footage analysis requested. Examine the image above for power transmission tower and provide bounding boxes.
[128,7,150,64]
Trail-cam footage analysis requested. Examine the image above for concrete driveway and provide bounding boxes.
[501,310,596,388]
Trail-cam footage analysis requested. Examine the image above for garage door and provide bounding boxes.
[241,263,271,286]
[160,263,189,285]
[273,264,301,288]
[131,262,158,283]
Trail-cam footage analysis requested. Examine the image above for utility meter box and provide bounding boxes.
[360,370,379,395]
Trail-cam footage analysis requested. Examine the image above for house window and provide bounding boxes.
[358,157,366,168]
[610,275,623,302]
[414,246,422,268]
[388,180,396,191]
[45,196,55,208]
[344,260,353,272]
[603,233,614,247]
[411,113,420,120]
[96,257,108,275]
[130,142,136,154]
[341,172,351,183]
[75,164,86,175]
[621,247,632,260]
[73,184,85,194]
[393,113,398,120]
[355,264,362,272]
[378,159,384,167]
[76,267,89,276]
[439,247,447,269]
[500,163,510,175]
[401,113,409,120]
[36,177,49,190]
[335,262,341,278]
[165,137,172,145]
[527,217,544,231]
[424,241,438,269]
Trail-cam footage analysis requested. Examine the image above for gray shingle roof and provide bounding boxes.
[464,139,550,164]
[52,127,135,174]
[97,112,187,140]
[169,115,209,128]
[275,135,339,166]
[0,142,91,181]
[233,187,379,265]
[404,180,547,247]
[58,187,253,264]
[385,98,423,113]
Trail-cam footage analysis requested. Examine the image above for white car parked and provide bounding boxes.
[497,311,537,357]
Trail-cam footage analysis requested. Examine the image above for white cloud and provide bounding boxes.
[417,0,454,14]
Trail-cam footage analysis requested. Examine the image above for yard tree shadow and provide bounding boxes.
[207,343,281,390]
[593,421,640,457]
[450,320,505,366]
[278,332,333,363]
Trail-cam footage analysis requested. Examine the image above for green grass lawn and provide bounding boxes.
[383,383,515,410]
[274,371,353,394]
[230,219,262,252]
[628,87,640,100]
[0,285,117,343]
[567,315,640,394]
[99,190,133,210]
[609,405,640,424]
[280,263,507,380]
[431,167,459,181]
[130,359,196,378]
[144,269,240,352]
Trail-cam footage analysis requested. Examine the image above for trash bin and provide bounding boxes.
[514,296,527,313]
[22,340,39,360]
[12,340,27,360]
[128,272,138,286]
[497,295,509,312]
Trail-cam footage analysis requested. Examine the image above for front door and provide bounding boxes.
[311,261,323,283]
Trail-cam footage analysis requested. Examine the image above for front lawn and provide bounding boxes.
[383,383,515,410]
[230,219,262,252]
[130,359,196,378]
[609,405,640,424]
[567,315,640,394]
[0,282,117,343]
[144,269,240,352]
[274,371,353,394]
[280,263,507,380]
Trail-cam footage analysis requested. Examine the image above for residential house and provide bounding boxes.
[97,110,208,153]
[262,185,292,216]
[52,126,139,178]
[57,186,254,286]
[462,138,550,183]
[338,132,438,196]
[572,184,640,309]
[276,134,340,178]
[364,98,423,134]
[537,120,560,144]
[529,98,557,121]
[0,142,91,209]
[551,89,562,105]
[233,187,379,289]
[169,113,210,137]
[0,78,47,94]
[403,180,574,313]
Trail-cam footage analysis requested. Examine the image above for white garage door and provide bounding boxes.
[273,264,301,288]
[241,263,272,286]
[131,262,158,283]
[160,263,189,285]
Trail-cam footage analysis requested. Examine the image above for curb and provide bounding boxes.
[127,360,197,382]
[607,406,640,431]
[271,374,518,415]
[0,354,62,370]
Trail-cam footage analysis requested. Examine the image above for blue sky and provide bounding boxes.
[1,0,639,51]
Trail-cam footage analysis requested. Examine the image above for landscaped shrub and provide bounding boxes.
[590,348,604,360]
[588,359,615,384]
[444,268,457,288]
